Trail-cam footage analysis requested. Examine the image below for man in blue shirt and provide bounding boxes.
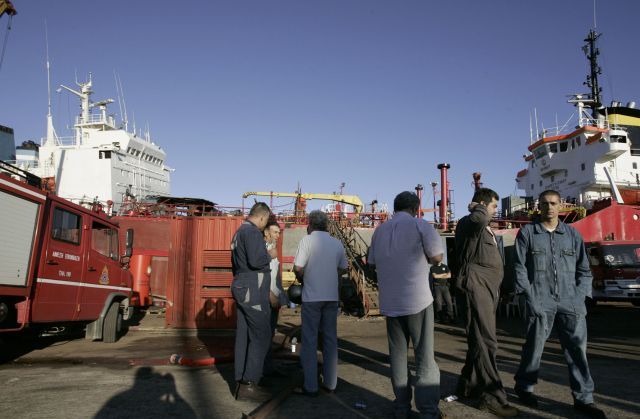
[514,190,605,419]
[231,202,276,402]
[368,191,444,419]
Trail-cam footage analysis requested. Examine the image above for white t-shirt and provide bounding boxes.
[266,242,280,296]
[294,231,348,302]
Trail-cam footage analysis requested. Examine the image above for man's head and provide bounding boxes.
[248,202,271,231]
[538,190,561,223]
[264,220,281,243]
[307,210,328,233]
[393,191,420,216]
[472,188,499,218]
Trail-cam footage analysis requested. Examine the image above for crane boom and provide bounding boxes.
[0,0,16,18]
[242,191,364,212]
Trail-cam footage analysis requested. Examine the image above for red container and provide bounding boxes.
[165,216,245,329]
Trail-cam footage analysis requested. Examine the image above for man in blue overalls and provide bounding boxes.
[231,202,276,402]
[514,190,605,419]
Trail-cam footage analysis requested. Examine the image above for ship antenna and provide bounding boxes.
[117,73,129,132]
[114,70,123,128]
[583,29,602,111]
[534,108,539,139]
[593,0,597,29]
[44,20,58,147]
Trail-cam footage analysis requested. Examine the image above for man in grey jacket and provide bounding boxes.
[455,188,517,417]
[514,190,605,419]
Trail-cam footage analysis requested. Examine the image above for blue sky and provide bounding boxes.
[2,1,640,217]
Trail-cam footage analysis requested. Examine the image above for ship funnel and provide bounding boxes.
[627,101,636,109]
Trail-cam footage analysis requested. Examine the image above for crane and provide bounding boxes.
[0,1,16,18]
[242,191,364,216]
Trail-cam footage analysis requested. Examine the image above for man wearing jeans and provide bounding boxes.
[293,210,348,395]
[514,190,605,419]
[368,191,444,419]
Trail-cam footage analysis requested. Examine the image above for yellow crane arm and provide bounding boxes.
[242,191,364,212]
[0,1,16,18]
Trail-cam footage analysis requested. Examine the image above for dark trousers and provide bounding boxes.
[232,273,271,383]
[263,307,279,374]
[457,280,508,404]
[515,304,594,404]
[433,285,454,318]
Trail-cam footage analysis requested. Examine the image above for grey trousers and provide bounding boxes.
[457,279,507,404]
[386,305,441,419]
[300,301,339,392]
[433,285,454,318]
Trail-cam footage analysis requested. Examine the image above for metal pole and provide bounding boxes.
[437,164,451,230]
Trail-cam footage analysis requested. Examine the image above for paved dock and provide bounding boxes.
[0,302,638,418]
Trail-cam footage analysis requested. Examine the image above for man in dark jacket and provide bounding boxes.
[231,202,276,401]
[455,188,518,417]
[513,190,605,419]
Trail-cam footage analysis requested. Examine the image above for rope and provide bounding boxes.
[0,14,13,74]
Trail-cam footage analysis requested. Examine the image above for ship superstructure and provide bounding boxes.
[516,30,640,207]
[15,75,172,212]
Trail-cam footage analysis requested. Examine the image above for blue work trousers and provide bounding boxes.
[515,303,595,404]
[300,301,339,392]
[232,273,272,383]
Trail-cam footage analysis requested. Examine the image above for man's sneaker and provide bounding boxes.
[235,381,271,402]
[479,397,519,417]
[574,401,607,419]
[515,387,538,408]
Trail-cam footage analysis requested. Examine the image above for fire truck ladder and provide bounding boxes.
[328,217,379,316]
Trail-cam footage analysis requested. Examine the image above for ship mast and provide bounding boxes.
[582,29,603,114]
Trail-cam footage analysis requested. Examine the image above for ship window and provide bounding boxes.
[571,139,575,149]
[539,180,543,186]
[633,163,638,170]
[91,222,119,261]
[551,175,555,182]
[560,142,568,152]
[576,138,582,146]
[99,150,112,159]
[530,184,534,190]
[534,147,547,159]
[51,208,82,245]
[581,163,586,171]
[127,147,131,154]
[549,143,558,153]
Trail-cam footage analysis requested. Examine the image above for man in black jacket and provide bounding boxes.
[455,188,518,417]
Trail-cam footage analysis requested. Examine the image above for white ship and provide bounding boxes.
[515,30,640,208]
[14,74,172,213]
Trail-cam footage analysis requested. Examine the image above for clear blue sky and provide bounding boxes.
[2,1,640,217]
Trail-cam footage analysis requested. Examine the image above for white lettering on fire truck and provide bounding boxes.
[58,270,71,278]
[64,253,81,262]
[52,251,64,259]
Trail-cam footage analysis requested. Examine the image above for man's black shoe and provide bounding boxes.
[574,401,607,419]
[479,396,519,417]
[235,381,271,402]
[515,387,538,408]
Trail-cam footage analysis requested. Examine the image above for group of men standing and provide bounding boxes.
[231,188,606,419]
[231,203,347,402]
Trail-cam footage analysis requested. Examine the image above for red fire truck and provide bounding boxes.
[0,168,134,342]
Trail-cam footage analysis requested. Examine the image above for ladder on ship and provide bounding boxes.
[327,217,379,316]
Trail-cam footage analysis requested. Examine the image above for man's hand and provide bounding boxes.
[268,248,278,259]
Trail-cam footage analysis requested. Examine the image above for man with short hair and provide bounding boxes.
[231,202,276,401]
[430,261,454,323]
[293,210,348,396]
[368,191,444,419]
[262,220,289,377]
[514,190,605,419]
[455,188,518,417]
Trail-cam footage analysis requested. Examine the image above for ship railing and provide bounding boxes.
[76,114,117,128]
[38,135,76,147]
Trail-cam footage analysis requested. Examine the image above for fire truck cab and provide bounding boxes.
[0,172,133,342]
[586,240,640,306]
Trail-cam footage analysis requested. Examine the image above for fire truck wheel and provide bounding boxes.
[103,301,122,343]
